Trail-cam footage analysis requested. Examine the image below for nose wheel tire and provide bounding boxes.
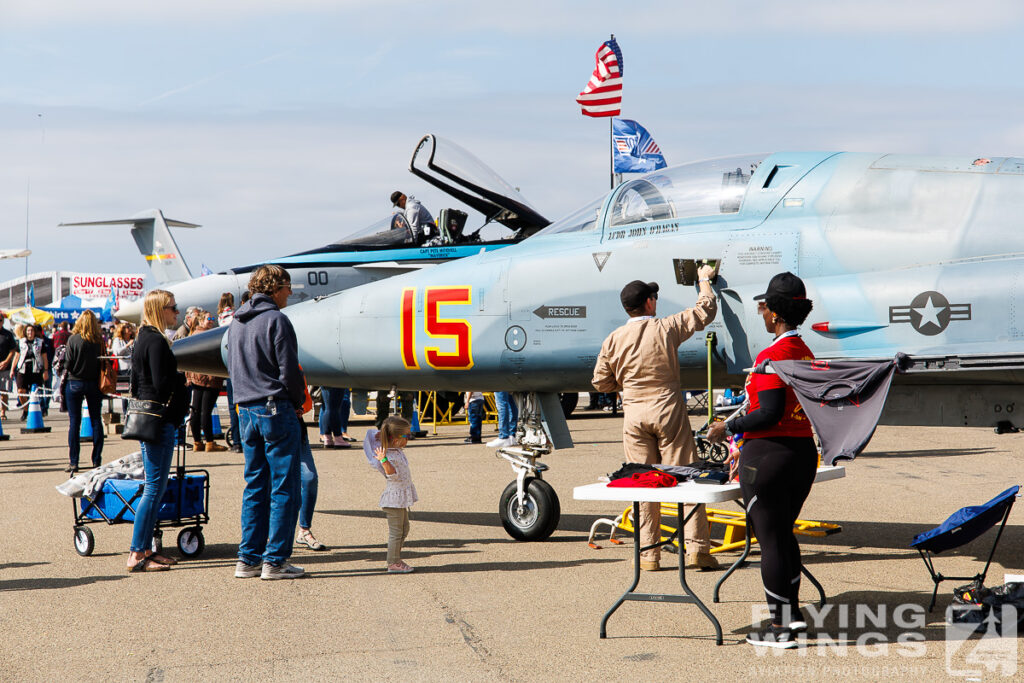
[73,526,95,556]
[499,478,560,541]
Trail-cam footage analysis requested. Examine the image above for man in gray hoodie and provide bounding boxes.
[227,265,307,580]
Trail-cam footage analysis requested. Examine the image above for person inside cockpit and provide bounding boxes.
[390,191,435,244]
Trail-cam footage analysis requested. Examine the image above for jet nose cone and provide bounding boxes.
[114,299,143,323]
[173,326,228,377]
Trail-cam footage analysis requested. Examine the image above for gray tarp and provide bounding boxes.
[757,354,903,465]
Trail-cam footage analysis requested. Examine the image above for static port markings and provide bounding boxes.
[505,326,527,352]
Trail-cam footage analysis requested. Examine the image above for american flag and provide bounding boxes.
[576,37,623,117]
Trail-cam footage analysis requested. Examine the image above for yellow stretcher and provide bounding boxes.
[587,502,842,552]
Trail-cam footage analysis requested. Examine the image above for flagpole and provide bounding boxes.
[609,116,614,190]
[608,33,615,190]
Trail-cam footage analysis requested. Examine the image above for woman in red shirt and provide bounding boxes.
[708,272,815,649]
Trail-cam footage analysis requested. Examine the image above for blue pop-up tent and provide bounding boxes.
[41,294,108,324]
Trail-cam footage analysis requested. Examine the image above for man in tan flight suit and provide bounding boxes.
[592,266,719,571]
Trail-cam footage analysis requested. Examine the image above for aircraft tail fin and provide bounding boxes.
[60,209,198,285]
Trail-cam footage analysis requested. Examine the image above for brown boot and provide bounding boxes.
[685,551,721,571]
[205,441,227,452]
[193,441,205,452]
[638,557,661,571]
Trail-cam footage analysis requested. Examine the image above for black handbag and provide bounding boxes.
[122,395,170,443]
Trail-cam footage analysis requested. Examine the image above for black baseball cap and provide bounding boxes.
[620,280,659,311]
[390,190,404,206]
[753,271,806,301]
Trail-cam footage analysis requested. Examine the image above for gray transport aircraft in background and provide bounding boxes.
[60,134,549,323]
[177,150,1024,539]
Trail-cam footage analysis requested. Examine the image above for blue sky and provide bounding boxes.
[3,0,1024,292]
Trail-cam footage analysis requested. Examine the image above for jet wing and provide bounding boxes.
[409,134,550,235]
[0,249,30,260]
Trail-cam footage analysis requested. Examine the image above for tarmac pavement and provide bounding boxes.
[1,408,1022,681]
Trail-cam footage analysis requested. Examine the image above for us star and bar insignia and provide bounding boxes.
[889,291,971,336]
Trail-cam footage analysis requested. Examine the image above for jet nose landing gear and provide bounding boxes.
[495,393,562,540]
[497,450,560,540]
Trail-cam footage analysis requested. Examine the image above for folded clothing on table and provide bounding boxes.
[607,470,678,488]
[606,462,728,486]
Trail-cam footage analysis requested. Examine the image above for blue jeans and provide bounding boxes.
[299,437,318,529]
[339,389,350,433]
[130,421,176,552]
[495,392,518,439]
[468,399,483,441]
[238,399,302,566]
[65,379,104,468]
[226,379,240,445]
[318,387,349,436]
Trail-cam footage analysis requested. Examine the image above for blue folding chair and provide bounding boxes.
[911,485,1019,611]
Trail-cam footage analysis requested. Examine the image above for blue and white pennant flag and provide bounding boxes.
[612,118,667,173]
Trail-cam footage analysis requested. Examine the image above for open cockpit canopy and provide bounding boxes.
[410,134,550,235]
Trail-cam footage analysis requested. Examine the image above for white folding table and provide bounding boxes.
[574,465,845,644]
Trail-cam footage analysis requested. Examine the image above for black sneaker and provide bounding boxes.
[746,624,798,649]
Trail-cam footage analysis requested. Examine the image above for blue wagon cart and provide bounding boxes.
[71,426,210,558]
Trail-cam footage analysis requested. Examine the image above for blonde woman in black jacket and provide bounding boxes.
[126,290,189,572]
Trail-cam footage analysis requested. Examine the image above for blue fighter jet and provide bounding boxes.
[176,151,1024,539]
[60,134,549,322]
